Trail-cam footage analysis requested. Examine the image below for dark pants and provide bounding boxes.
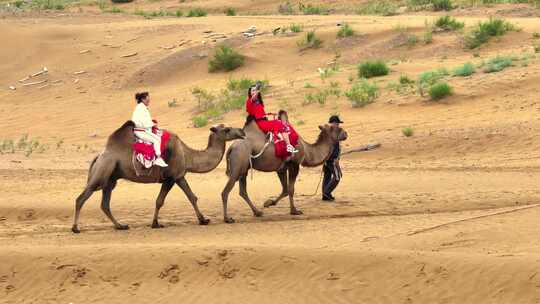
[323,161,342,197]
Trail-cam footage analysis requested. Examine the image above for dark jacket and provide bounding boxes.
[325,143,340,165]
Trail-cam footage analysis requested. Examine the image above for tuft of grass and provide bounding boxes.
[187,8,207,17]
[434,15,464,31]
[429,81,453,100]
[482,55,514,73]
[407,34,419,47]
[303,90,329,106]
[424,29,433,44]
[464,17,515,49]
[168,98,178,107]
[535,45,540,53]
[304,82,314,89]
[208,45,245,72]
[402,127,414,137]
[345,79,379,108]
[193,115,208,128]
[302,4,328,15]
[417,68,449,96]
[225,7,236,16]
[356,0,398,16]
[432,0,453,11]
[289,23,303,33]
[297,31,323,50]
[357,60,389,78]
[533,32,540,39]
[337,23,355,38]
[111,0,133,2]
[452,62,476,76]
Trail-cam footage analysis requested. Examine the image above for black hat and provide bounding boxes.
[328,115,344,124]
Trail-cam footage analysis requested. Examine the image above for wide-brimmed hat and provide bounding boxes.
[328,115,344,124]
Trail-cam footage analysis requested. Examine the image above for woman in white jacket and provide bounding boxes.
[131,92,168,167]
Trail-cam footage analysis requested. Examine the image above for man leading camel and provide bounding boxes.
[132,92,168,167]
[322,115,344,201]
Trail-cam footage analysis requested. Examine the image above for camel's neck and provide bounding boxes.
[301,132,334,167]
[183,134,226,173]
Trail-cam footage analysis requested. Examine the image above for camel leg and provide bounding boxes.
[239,175,263,217]
[176,177,210,225]
[100,180,129,230]
[151,179,175,229]
[221,176,237,224]
[264,169,288,208]
[288,164,303,215]
[72,184,97,233]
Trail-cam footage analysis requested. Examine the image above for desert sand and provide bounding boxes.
[2,1,540,303]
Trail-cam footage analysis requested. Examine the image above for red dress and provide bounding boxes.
[246,96,285,135]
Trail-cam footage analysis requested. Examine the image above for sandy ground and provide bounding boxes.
[2,2,540,303]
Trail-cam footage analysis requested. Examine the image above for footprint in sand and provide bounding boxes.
[158,264,180,284]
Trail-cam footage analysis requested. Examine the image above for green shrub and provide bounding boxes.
[111,0,133,3]
[302,4,328,15]
[482,55,513,73]
[452,62,475,76]
[290,23,303,33]
[337,23,355,38]
[297,31,323,50]
[357,0,398,16]
[208,45,245,72]
[345,79,379,108]
[434,16,464,31]
[175,10,183,17]
[304,90,329,106]
[402,127,414,137]
[429,82,452,100]
[400,74,415,85]
[535,45,540,53]
[187,8,207,17]
[424,30,433,44]
[417,68,449,96]
[193,115,209,128]
[407,34,419,46]
[358,60,389,78]
[278,1,294,14]
[464,17,515,49]
[432,0,452,11]
[533,32,540,39]
[225,7,236,16]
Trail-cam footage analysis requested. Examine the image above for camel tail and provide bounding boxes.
[225,149,232,177]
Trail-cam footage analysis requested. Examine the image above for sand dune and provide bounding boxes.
[2,2,540,302]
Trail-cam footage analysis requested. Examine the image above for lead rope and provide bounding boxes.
[249,134,273,180]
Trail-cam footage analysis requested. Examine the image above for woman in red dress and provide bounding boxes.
[246,84,298,153]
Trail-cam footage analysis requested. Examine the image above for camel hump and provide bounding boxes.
[106,121,135,148]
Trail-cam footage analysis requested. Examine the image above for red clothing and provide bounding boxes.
[246,96,285,134]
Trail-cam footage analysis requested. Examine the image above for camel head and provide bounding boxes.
[210,124,246,141]
[318,124,348,144]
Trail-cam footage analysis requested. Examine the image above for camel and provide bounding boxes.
[72,122,245,233]
[221,116,348,223]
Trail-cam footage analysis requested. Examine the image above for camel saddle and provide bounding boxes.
[132,127,171,175]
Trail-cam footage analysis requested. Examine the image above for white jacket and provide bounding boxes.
[131,103,154,130]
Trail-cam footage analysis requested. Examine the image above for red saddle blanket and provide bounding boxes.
[132,128,171,167]
[273,125,299,160]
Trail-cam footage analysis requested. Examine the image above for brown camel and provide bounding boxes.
[221,116,348,223]
[72,121,245,233]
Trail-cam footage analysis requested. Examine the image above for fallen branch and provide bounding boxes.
[407,204,540,236]
[22,80,47,86]
[79,49,90,54]
[341,143,381,155]
[121,52,138,58]
[31,67,48,77]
